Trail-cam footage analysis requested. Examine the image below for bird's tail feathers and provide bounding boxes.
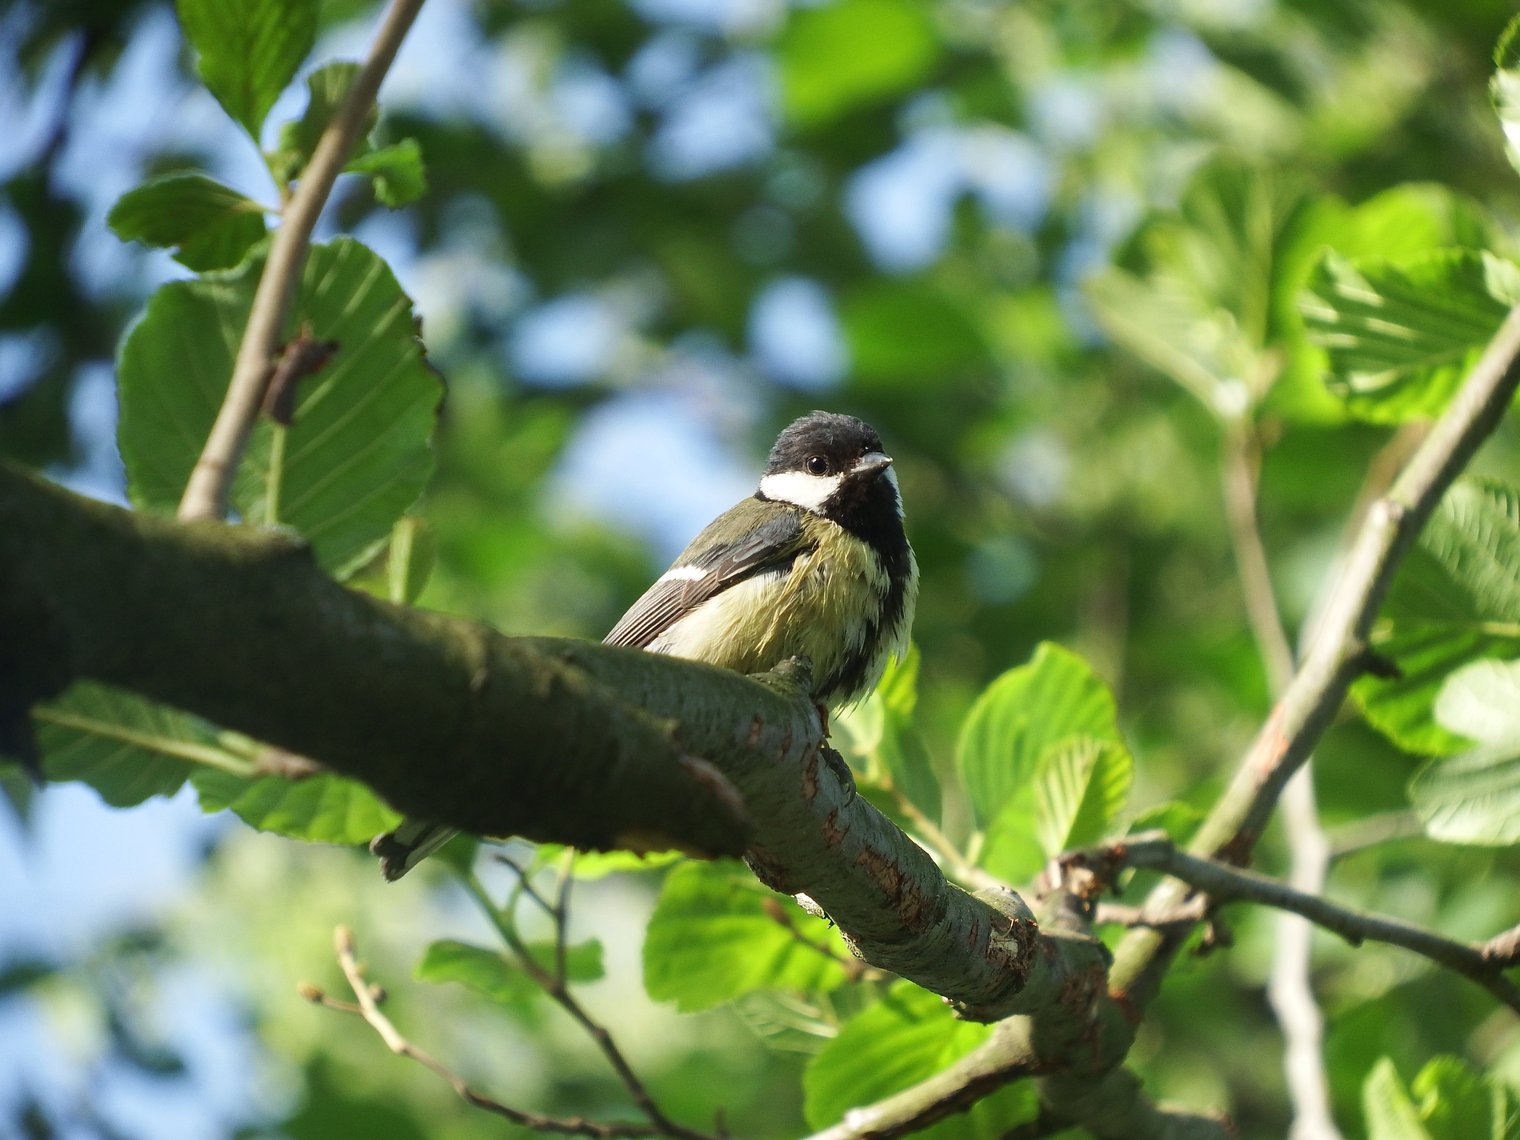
[370,819,458,881]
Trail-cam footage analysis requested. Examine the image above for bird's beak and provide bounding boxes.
[852,452,893,479]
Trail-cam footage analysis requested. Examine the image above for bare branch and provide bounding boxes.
[1111,305,1520,1009]
[320,926,668,1137]
[1087,834,1520,1013]
[178,0,427,521]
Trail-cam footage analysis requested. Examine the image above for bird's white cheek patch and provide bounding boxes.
[759,470,843,513]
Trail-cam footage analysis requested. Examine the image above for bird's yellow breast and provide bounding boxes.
[648,524,902,702]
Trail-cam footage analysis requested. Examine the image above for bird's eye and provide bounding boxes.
[806,455,830,476]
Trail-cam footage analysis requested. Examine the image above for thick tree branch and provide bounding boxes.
[178,0,427,521]
[1083,833,1520,1013]
[0,463,1099,1023]
[1110,305,1520,1009]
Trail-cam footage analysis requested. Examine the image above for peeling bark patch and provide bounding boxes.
[853,846,918,924]
[800,743,820,801]
[1253,705,1290,778]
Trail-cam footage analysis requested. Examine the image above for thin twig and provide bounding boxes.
[1111,306,1520,1008]
[177,0,427,520]
[1220,421,1341,1140]
[461,872,718,1140]
[760,898,884,982]
[1093,900,1208,932]
[1326,811,1426,859]
[319,926,667,1137]
[1090,834,1520,1013]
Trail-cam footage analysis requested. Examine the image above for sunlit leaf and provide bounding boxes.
[836,647,940,821]
[545,847,682,880]
[1301,250,1515,423]
[1407,660,1520,846]
[386,516,435,604]
[643,861,848,1011]
[802,983,1036,1136]
[980,736,1132,884]
[416,938,604,1007]
[1365,1057,1435,1140]
[274,61,368,181]
[35,682,229,806]
[117,238,441,576]
[1364,1055,1518,1140]
[107,172,267,271]
[1433,658,1520,747]
[191,768,400,844]
[1491,14,1520,181]
[1090,158,1316,414]
[176,0,316,138]
[956,643,1123,827]
[347,139,427,208]
[1031,737,1132,856]
[1411,1055,1515,1140]
[778,0,938,127]
[1357,479,1520,754]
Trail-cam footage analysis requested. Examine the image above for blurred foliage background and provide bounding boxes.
[4,0,1520,1136]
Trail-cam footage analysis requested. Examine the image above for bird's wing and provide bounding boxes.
[604,504,811,650]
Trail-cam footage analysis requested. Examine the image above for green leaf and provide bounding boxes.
[1300,250,1515,423]
[980,737,1133,884]
[643,861,848,1011]
[1433,658,1520,748]
[190,768,399,844]
[1363,1055,1518,1140]
[1406,660,1520,846]
[955,643,1123,827]
[1357,479,1520,754]
[346,139,427,208]
[1365,1057,1434,1140]
[835,648,940,822]
[1492,15,1520,181]
[117,238,441,576]
[274,61,369,182]
[1032,738,1133,856]
[416,938,604,1007]
[778,0,939,127]
[1411,1056,1514,1140]
[34,682,230,806]
[106,173,267,271]
[878,708,942,824]
[879,643,920,717]
[386,516,435,604]
[1410,743,1520,847]
[550,847,683,880]
[1089,159,1317,415]
[802,984,1036,1136]
[176,0,316,138]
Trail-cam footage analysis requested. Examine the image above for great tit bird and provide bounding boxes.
[372,410,918,880]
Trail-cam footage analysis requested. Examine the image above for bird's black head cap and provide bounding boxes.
[765,411,884,477]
